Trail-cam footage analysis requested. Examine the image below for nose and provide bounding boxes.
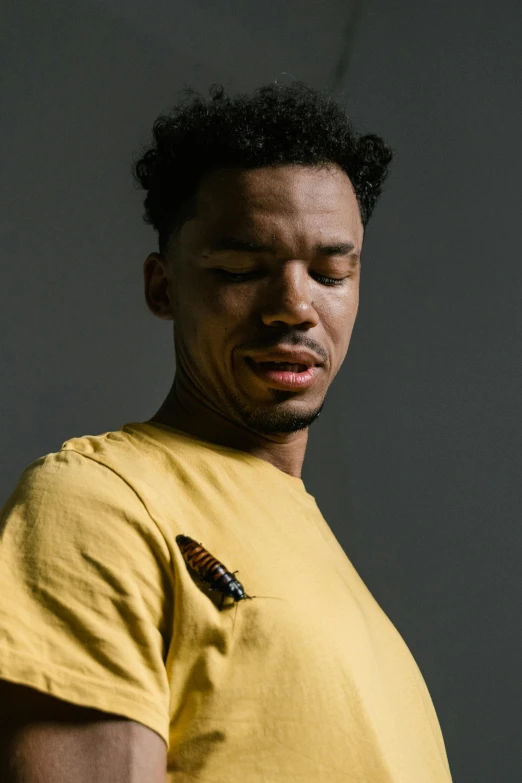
[260,262,320,329]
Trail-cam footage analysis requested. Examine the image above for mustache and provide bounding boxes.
[239,333,328,364]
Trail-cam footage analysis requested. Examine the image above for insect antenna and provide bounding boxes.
[246,594,286,601]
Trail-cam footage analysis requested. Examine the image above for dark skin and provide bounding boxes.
[0,163,364,783]
[0,681,167,782]
[144,163,363,479]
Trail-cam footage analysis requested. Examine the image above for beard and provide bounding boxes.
[225,387,325,435]
[172,332,327,435]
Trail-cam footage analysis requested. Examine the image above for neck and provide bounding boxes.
[148,373,309,479]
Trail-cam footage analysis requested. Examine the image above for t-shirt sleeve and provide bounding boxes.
[0,449,174,746]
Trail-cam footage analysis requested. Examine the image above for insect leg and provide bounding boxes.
[232,601,239,635]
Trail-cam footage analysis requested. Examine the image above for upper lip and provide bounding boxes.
[245,348,322,368]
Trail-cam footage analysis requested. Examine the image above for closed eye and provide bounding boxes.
[214,269,350,286]
[312,273,350,286]
[214,269,259,282]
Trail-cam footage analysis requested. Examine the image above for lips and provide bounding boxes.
[245,357,318,390]
[244,348,322,369]
[258,361,308,372]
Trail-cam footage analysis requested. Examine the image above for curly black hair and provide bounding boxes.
[134,82,394,253]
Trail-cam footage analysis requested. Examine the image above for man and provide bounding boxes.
[0,83,453,782]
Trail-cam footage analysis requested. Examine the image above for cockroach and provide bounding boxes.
[176,534,254,609]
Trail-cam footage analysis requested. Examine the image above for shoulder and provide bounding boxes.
[1,428,168,558]
[58,422,187,496]
[6,444,139,515]
[0,431,174,617]
[9,423,166,508]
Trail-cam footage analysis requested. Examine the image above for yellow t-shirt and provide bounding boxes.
[0,422,453,782]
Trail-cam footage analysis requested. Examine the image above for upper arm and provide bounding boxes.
[0,681,167,783]
[0,451,174,755]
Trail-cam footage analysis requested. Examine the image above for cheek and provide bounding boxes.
[175,283,246,356]
[218,285,254,322]
[323,291,359,365]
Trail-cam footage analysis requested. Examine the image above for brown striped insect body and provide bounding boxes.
[176,534,253,607]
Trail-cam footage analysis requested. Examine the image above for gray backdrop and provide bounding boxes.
[2,1,521,781]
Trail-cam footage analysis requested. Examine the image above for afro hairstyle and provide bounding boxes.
[134,81,394,252]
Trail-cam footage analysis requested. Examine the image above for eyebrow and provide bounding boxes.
[207,236,360,257]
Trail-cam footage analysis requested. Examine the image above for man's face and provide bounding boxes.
[160,164,363,436]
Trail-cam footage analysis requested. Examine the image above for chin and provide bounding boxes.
[233,398,325,435]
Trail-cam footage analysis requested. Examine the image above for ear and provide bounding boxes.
[143,253,174,321]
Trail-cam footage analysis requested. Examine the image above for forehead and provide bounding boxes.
[181,164,363,248]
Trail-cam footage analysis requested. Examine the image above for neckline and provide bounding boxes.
[126,420,315,499]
